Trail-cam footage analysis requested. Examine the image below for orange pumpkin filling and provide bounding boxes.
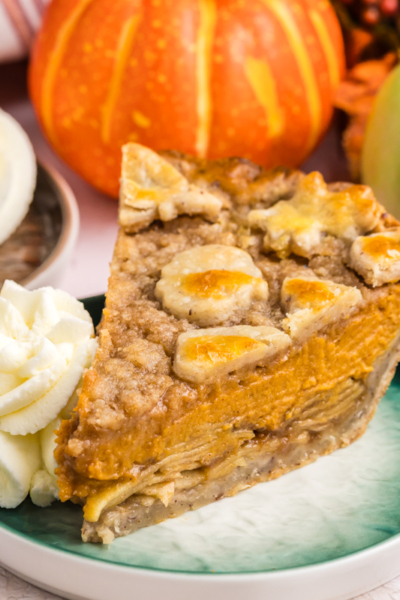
[57,285,400,501]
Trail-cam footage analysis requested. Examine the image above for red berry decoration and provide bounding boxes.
[363,5,381,23]
[334,0,400,27]
[381,0,398,16]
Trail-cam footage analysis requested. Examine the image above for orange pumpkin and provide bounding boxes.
[29,0,345,198]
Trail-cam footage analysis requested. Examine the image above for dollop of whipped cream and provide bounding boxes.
[0,281,97,435]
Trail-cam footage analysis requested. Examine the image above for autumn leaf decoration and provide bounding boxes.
[335,52,397,180]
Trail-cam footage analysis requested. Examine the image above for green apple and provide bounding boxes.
[362,63,400,219]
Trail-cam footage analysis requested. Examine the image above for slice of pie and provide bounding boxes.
[56,144,400,544]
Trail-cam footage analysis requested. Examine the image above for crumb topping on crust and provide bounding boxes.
[281,276,362,339]
[120,144,223,232]
[350,230,400,287]
[155,244,268,326]
[56,146,400,506]
[248,172,382,259]
[174,325,291,384]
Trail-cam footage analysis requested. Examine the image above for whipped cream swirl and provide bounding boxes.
[0,280,97,435]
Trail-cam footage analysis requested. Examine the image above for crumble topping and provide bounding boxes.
[56,147,400,517]
[281,276,362,339]
[248,171,382,259]
[155,244,269,326]
[120,144,223,232]
[173,325,291,384]
[350,230,400,287]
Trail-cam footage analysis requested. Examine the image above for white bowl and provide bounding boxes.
[13,161,79,290]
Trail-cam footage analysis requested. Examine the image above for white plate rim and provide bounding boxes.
[1,517,400,600]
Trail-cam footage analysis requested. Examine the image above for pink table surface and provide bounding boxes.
[1,60,399,600]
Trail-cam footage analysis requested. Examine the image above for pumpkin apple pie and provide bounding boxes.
[56,144,400,543]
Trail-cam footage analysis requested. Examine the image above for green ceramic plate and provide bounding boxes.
[1,294,400,600]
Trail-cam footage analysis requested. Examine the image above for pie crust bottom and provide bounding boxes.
[82,330,400,544]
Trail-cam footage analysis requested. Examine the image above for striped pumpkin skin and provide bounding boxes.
[29,0,345,198]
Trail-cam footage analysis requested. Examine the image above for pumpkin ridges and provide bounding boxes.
[30,0,143,196]
[244,57,284,140]
[29,0,345,197]
[309,9,341,91]
[40,0,95,150]
[101,14,141,146]
[303,0,345,94]
[52,0,139,195]
[195,0,217,158]
[110,0,199,158]
[29,0,79,114]
[285,0,333,152]
[296,0,345,145]
[209,0,311,166]
[208,1,277,163]
[258,5,312,163]
[263,0,322,154]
